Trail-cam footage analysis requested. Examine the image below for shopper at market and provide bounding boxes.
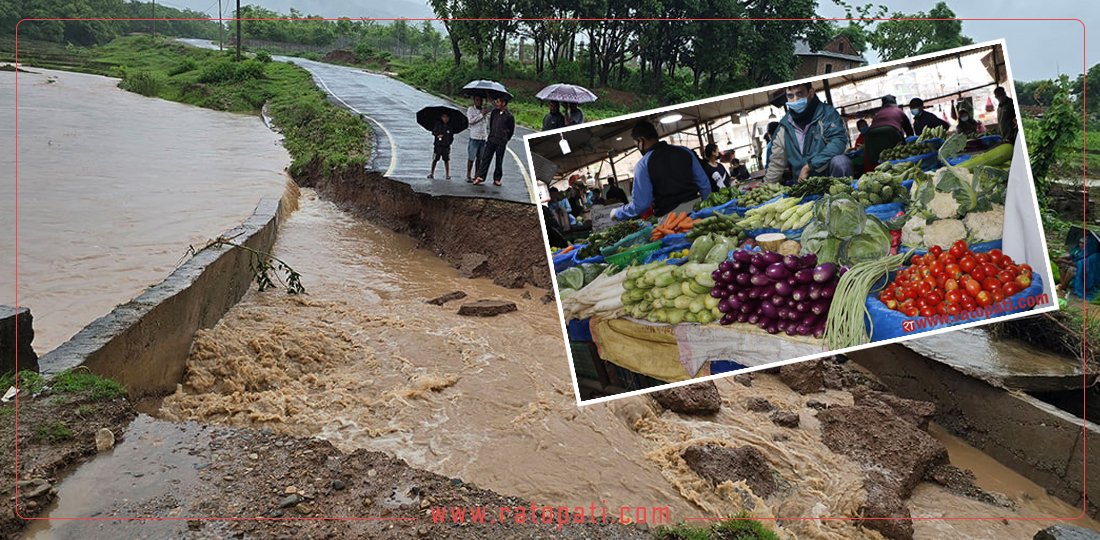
[473,96,515,187]
[465,96,490,183]
[541,202,570,248]
[568,186,588,220]
[853,119,869,148]
[994,86,1019,143]
[565,103,585,126]
[729,157,751,182]
[763,121,780,168]
[700,143,729,192]
[542,101,565,131]
[604,177,629,205]
[764,82,853,184]
[870,95,914,139]
[547,187,572,231]
[611,120,711,220]
[907,97,950,137]
[955,101,984,136]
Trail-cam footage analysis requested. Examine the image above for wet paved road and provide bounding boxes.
[180,39,535,204]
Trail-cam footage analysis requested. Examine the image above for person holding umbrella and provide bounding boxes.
[428,111,455,180]
[473,94,515,187]
[565,103,585,126]
[542,101,565,131]
[466,95,491,183]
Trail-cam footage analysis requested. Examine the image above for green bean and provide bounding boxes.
[824,251,912,349]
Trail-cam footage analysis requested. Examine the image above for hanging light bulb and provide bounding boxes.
[767,108,776,120]
[559,134,571,155]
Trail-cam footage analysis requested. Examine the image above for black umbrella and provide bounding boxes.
[416,106,468,134]
[459,80,513,101]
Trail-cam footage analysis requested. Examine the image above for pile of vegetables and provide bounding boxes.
[561,269,628,320]
[916,125,946,142]
[556,263,607,298]
[847,171,909,207]
[880,141,935,161]
[620,261,723,324]
[879,241,1033,316]
[694,186,737,211]
[668,248,690,259]
[800,194,893,266]
[789,176,851,198]
[738,197,814,231]
[652,212,698,241]
[738,183,788,207]
[577,221,646,259]
[874,160,926,180]
[687,212,743,240]
[687,234,741,264]
[823,251,911,349]
[711,250,840,338]
[901,135,1010,249]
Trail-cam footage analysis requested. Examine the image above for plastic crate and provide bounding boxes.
[570,341,600,380]
[599,225,655,257]
[606,241,663,267]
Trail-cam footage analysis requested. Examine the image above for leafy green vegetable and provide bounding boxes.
[822,194,866,238]
[558,267,584,291]
[840,216,892,265]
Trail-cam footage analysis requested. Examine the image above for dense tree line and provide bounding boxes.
[2,0,220,45]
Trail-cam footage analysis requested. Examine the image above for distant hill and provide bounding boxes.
[185,0,437,21]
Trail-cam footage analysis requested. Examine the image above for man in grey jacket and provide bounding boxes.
[465,96,490,183]
[473,96,515,187]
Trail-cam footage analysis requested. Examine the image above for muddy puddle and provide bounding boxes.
[0,68,290,353]
[153,189,1095,539]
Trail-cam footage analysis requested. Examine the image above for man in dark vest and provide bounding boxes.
[611,120,711,220]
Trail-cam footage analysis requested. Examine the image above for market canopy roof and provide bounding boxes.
[527,42,1006,179]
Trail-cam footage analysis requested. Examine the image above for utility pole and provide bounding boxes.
[218,0,224,51]
[235,0,241,61]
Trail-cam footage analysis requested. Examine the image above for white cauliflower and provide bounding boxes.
[928,191,961,219]
[923,219,967,249]
[901,215,927,247]
[963,204,1005,243]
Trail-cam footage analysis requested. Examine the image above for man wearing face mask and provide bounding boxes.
[907,97,950,137]
[869,95,914,139]
[994,87,1019,143]
[611,120,711,220]
[853,119,869,148]
[764,82,853,184]
[955,101,984,137]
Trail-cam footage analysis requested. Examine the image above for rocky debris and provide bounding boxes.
[0,306,38,375]
[457,253,491,278]
[457,300,517,317]
[806,400,829,411]
[651,382,721,415]
[770,411,800,428]
[278,494,302,508]
[95,428,115,452]
[859,479,914,540]
[779,360,825,394]
[746,397,775,412]
[1035,525,1100,540]
[541,291,555,304]
[733,373,754,387]
[817,405,947,499]
[521,291,532,300]
[853,387,936,430]
[16,478,51,499]
[926,464,1014,509]
[493,271,528,289]
[681,444,777,499]
[425,291,467,306]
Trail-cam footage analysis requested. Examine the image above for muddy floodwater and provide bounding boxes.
[158,189,1095,539]
[0,68,290,353]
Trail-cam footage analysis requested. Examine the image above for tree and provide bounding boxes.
[869,1,973,61]
[1029,75,1080,206]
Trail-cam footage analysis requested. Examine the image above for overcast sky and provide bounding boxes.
[157,0,1094,81]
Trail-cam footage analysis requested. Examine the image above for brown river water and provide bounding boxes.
[10,65,1095,539]
[0,68,290,353]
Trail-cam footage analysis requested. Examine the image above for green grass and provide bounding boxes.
[50,370,126,400]
[7,36,370,178]
[0,371,46,394]
[33,421,74,443]
[654,516,781,540]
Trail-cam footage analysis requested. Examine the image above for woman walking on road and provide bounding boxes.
[472,96,515,187]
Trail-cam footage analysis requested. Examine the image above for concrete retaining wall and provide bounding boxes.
[0,306,38,374]
[850,345,1098,518]
[39,197,286,397]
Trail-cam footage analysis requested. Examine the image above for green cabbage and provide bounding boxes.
[557,267,584,291]
[840,216,891,266]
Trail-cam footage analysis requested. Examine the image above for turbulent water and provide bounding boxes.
[0,68,290,353]
[159,189,1093,539]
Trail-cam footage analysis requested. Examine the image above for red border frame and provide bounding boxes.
[10,15,1090,529]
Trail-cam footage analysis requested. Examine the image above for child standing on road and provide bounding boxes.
[428,112,454,180]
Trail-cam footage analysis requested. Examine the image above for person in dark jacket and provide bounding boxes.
[994,87,1019,143]
[611,120,710,220]
[473,96,516,187]
[428,112,454,180]
[700,143,729,192]
[542,101,565,131]
[870,95,914,139]
[604,177,628,205]
[729,157,750,182]
[907,97,950,136]
[764,82,853,184]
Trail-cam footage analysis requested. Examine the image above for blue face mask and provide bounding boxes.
[859,127,868,134]
[910,108,920,117]
[787,98,808,113]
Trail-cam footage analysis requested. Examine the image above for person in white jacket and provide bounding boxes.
[465,96,490,183]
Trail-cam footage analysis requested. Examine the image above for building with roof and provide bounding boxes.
[793,36,866,79]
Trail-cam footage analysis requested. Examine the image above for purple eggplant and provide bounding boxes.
[751,255,771,269]
[813,319,827,339]
[808,282,822,300]
[736,273,752,286]
[732,250,754,263]
[725,283,738,295]
[741,303,755,314]
[810,300,830,317]
[750,274,771,287]
[748,313,761,325]
[813,263,838,283]
[794,269,815,284]
[719,261,734,273]
[774,280,794,297]
[785,326,799,337]
[727,298,743,311]
[765,321,780,334]
[765,263,791,280]
[720,270,734,283]
[801,253,818,268]
[838,266,848,277]
[777,319,790,332]
[791,286,810,302]
[820,280,838,300]
[749,264,761,275]
[718,299,731,313]
[721,313,736,325]
[795,302,809,313]
[783,255,802,271]
[760,301,778,319]
[736,312,749,323]
[711,288,725,298]
[762,251,783,265]
[735,291,749,302]
[771,295,787,307]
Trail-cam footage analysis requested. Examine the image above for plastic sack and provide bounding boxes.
[865,202,906,223]
[979,135,1003,147]
[600,225,655,257]
[691,198,739,220]
[711,360,748,374]
[572,245,605,266]
[661,233,689,247]
[644,242,692,264]
[889,151,939,171]
[745,228,805,240]
[567,318,593,342]
[865,272,1044,342]
[554,247,580,273]
[946,154,971,166]
[906,239,1003,257]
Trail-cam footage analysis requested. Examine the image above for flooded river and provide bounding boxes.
[0,68,290,353]
[158,189,1095,539]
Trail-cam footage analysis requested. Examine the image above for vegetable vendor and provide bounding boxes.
[763,82,854,185]
[906,97,950,137]
[611,120,711,220]
[1056,228,1100,300]
[954,101,984,137]
[994,87,1019,144]
[604,177,629,205]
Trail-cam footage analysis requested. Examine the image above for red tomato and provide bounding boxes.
[917,298,929,309]
[964,278,982,297]
[969,267,987,282]
[989,249,1003,261]
[976,253,992,263]
[959,257,977,273]
[945,263,962,279]
[976,290,993,307]
[924,291,944,305]
[950,240,967,258]
[880,290,895,302]
[962,296,977,310]
[920,306,936,317]
[885,299,899,310]
[946,303,961,316]
[946,290,963,304]
[982,277,1001,292]
[931,262,946,277]
[1003,266,1019,279]
[1015,274,1032,289]
[945,278,959,292]
[992,291,1006,303]
[910,255,923,266]
[1020,263,1033,276]
[919,282,933,296]
[1002,282,1021,296]
[981,263,999,277]
[903,306,919,317]
[937,303,949,315]
[996,271,1014,283]
[937,252,955,265]
[929,245,943,258]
